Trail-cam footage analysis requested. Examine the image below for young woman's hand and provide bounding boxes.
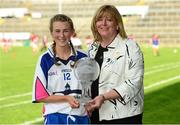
[66,95,80,108]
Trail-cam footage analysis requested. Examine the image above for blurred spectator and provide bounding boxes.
[85,35,93,48]
[71,33,82,49]
[40,35,48,51]
[30,32,39,53]
[2,38,11,53]
[150,34,160,56]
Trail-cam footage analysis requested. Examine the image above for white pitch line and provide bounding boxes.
[0,100,30,109]
[0,92,31,101]
[20,117,43,125]
[145,62,180,71]
[145,64,180,76]
[145,75,180,90]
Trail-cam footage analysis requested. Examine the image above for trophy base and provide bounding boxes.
[77,97,91,106]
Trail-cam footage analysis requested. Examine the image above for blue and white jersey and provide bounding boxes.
[32,45,87,116]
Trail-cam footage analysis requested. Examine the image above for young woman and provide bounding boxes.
[32,14,89,124]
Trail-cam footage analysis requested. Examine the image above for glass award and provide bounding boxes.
[74,57,100,105]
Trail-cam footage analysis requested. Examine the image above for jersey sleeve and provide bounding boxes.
[32,56,50,103]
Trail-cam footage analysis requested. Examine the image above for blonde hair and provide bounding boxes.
[91,5,127,42]
[49,14,74,33]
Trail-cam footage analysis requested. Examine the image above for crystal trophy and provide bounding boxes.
[74,57,100,105]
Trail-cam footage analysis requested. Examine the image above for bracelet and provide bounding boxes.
[100,94,106,102]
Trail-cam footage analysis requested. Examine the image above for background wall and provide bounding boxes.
[0,0,180,46]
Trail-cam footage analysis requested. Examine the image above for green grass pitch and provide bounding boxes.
[0,45,180,124]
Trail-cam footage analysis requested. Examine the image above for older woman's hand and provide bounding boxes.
[85,95,105,116]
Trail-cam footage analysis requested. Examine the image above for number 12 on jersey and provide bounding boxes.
[63,73,71,80]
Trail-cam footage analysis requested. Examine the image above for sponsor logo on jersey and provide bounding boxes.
[48,71,57,76]
[61,69,72,72]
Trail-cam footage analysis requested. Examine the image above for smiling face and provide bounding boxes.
[51,21,74,48]
[95,14,118,40]
[91,5,127,42]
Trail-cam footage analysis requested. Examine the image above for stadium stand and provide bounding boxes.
[0,0,180,47]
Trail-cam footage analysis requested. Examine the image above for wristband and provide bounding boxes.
[100,94,106,102]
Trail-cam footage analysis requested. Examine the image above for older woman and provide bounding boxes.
[86,5,144,124]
